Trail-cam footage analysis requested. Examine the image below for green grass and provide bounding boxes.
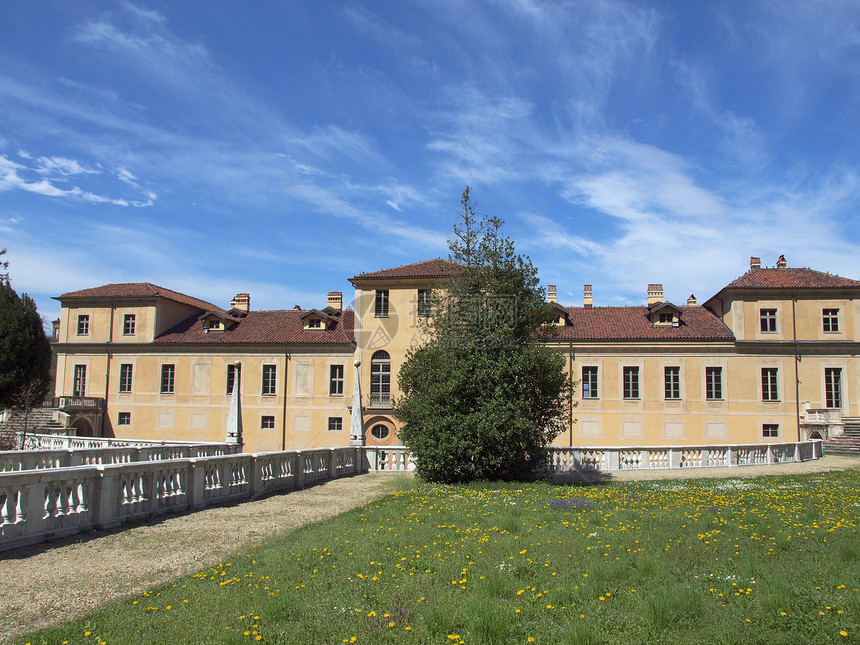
[18,470,860,645]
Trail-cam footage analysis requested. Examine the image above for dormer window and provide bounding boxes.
[199,311,228,332]
[301,309,331,331]
[648,302,682,326]
[549,302,568,326]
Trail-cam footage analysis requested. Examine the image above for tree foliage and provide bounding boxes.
[0,253,52,409]
[395,188,571,483]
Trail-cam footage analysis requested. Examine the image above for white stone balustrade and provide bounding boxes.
[364,447,415,472]
[0,447,363,552]
[0,443,240,472]
[546,440,823,474]
[19,433,238,451]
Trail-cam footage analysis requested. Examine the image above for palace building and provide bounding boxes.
[49,256,860,450]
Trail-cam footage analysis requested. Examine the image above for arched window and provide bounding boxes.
[370,350,391,405]
[371,424,390,440]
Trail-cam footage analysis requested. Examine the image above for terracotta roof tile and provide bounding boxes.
[57,283,222,312]
[555,306,733,341]
[722,267,860,290]
[155,309,354,345]
[351,258,462,281]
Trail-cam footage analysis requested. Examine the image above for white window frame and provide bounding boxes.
[761,367,779,401]
[822,308,839,333]
[123,313,136,336]
[262,364,277,396]
[119,364,133,393]
[329,364,344,396]
[581,366,598,399]
[375,290,389,317]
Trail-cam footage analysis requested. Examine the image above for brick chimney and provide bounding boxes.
[687,294,697,306]
[647,283,664,305]
[547,285,557,303]
[776,254,787,269]
[750,256,761,270]
[230,293,250,312]
[327,291,343,311]
[583,285,593,308]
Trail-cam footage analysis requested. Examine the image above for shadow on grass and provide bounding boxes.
[544,469,614,485]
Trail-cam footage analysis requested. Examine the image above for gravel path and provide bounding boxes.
[2,456,859,643]
[0,473,401,643]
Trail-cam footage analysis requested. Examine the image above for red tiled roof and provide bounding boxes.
[554,306,734,341]
[57,283,222,312]
[155,309,354,345]
[722,267,860,290]
[351,258,462,281]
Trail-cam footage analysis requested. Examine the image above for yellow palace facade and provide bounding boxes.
[51,255,860,450]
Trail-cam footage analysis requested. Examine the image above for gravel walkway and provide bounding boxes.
[2,457,859,643]
[0,473,401,643]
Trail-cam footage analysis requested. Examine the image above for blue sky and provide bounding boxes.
[2,1,860,324]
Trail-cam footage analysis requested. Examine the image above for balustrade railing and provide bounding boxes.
[20,433,233,451]
[0,443,241,472]
[546,440,824,474]
[0,447,364,551]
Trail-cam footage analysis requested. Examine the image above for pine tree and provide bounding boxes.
[395,189,571,482]
[0,254,52,409]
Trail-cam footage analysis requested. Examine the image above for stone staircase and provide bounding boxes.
[824,417,860,456]
[0,407,68,450]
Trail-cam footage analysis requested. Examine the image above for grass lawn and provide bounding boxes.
[18,470,860,645]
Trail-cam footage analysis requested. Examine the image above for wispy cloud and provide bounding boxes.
[0,154,155,207]
[35,156,99,177]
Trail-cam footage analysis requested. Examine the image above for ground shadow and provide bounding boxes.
[544,469,614,485]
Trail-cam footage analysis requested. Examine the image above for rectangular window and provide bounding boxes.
[307,318,322,329]
[705,367,722,400]
[226,364,240,394]
[77,315,89,335]
[762,423,779,438]
[329,364,344,395]
[261,415,275,429]
[123,313,136,335]
[761,368,778,401]
[760,309,777,332]
[664,366,680,399]
[118,412,131,426]
[417,289,431,317]
[823,308,839,333]
[623,366,639,399]
[370,353,391,405]
[375,290,389,317]
[581,366,598,399]
[328,417,343,432]
[262,365,277,395]
[161,364,175,394]
[119,364,133,393]
[658,312,673,324]
[73,365,87,396]
[825,368,842,408]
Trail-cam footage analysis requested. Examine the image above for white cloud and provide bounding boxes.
[36,156,100,177]
[115,167,138,185]
[0,154,155,207]
[539,137,860,304]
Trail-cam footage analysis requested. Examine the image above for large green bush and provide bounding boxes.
[394,188,571,482]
